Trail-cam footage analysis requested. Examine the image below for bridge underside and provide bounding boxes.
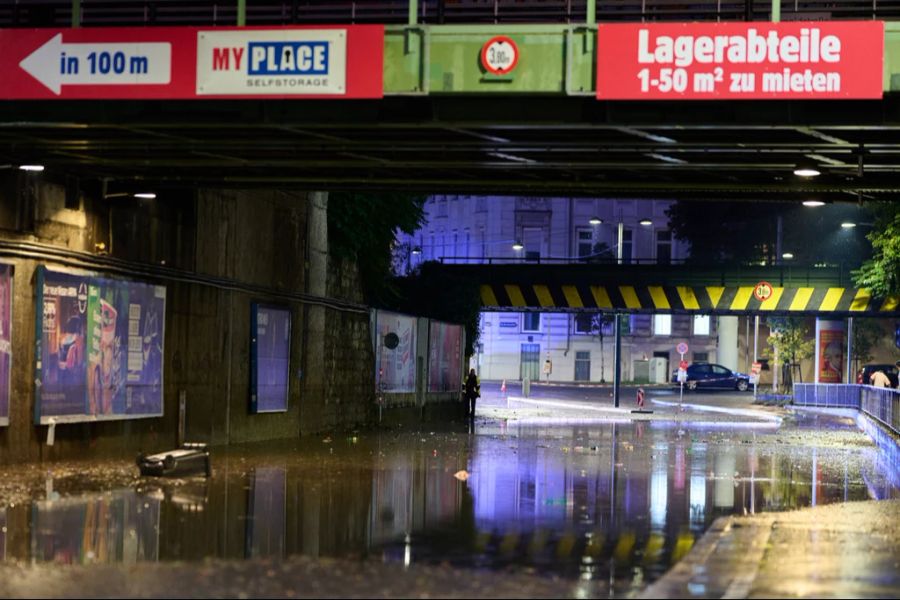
[3,96,900,201]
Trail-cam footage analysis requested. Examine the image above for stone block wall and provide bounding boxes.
[0,172,376,463]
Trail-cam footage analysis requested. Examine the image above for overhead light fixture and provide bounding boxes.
[782,252,794,259]
[512,241,524,251]
[840,222,857,229]
[134,192,156,199]
[802,200,825,207]
[639,218,652,226]
[793,160,821,177]
[589,216,603,225]
[19,164,44,172]
[411,246,421,255]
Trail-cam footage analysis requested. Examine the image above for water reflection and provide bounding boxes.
[2,417,897,596]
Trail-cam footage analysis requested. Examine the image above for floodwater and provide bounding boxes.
[2,411,897,597]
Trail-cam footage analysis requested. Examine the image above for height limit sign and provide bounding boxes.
[481,36,519,76]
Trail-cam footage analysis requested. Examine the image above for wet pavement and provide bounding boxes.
[0,389,897,598]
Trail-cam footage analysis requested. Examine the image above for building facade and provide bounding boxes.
[398,197,740,383]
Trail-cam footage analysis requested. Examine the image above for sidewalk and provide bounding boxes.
[640,499,900,599]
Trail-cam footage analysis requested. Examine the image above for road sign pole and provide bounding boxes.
[679,352,684,407]
[753,315,759,401]
[613,313,621,408]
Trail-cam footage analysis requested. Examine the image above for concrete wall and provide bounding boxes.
[0,173,375,463]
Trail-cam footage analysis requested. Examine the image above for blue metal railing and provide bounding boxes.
[793,383,900,437]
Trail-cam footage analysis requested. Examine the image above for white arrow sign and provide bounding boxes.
[19,34,171,95]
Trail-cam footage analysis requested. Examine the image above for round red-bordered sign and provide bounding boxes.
[754,281,774,302]
[481,36,519,75]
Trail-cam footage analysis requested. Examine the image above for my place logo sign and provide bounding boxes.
[597,21,884,100]
[196,29,346,95]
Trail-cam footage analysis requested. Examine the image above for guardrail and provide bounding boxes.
[4,0,900,28]
[793,383,900,437]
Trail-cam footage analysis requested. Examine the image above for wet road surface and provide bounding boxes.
[0,404,896,598]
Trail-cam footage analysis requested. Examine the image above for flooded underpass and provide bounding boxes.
[0,409,897,598]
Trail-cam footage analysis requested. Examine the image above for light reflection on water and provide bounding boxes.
[2,414,897,596]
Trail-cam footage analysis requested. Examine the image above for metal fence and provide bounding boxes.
[4,0,900,28]
[793,383,900,437]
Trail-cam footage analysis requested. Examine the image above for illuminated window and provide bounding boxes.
[654,314,672,336]
[693,315,710,336]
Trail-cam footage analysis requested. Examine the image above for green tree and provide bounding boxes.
[328,193,426,303]
[667,200,873,266]
[850,319,881,376]
[391,261,482,356]
[853,201,900,297]
[763,317,814,392]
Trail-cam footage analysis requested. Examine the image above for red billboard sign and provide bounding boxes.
[597,21,883,100]
[0,25,383,99]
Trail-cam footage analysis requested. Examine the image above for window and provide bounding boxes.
[693,352,709,363]
[522,313,541,332]
[622,229,633,264]
[577,228,593,258]
[575,313,614,335]
[574,313,592,334]
[656,230,672,264]
[693,315,710,336]
[654,314,672,336]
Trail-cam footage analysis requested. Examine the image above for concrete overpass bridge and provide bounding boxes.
[433,261,900,316]
[1,2,900,203]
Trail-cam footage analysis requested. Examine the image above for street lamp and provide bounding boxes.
[512,240,524,251]
[793,159,821,177]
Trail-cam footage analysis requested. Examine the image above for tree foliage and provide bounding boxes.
[850,318,881,373]
[390,261,482,356]
[852,201,900,297]
[328,193,426,302]
[667,200,873,265]
[763,317,815,391]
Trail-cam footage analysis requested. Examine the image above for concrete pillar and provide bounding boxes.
[716,316,739,372]
[815,318,845,383]
[304,191,328,431]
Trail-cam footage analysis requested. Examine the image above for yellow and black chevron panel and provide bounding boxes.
[479,283,900,315]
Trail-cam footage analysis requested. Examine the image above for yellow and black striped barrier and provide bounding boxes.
[478,283,900,315]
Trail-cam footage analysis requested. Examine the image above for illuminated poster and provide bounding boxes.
[0,264,10,427]
[428,321,462,393]
[250,304,291,413]
[124,281,166,414]
[375,310,416,393]
[35,267,166,423]
[38,270,89,418]
[817,320,845,384]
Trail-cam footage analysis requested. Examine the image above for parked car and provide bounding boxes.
[672,363,751,392]
[857,364,899,388]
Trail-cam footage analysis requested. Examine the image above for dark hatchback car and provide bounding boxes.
[672,363,751,392]
[857,364,899,388]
